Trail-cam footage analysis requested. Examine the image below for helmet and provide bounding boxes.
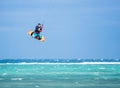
[28,30,33,36]
[38,23,41,25]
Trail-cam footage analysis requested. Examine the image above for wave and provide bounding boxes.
[0,58,120,63]
[0,62,120,65]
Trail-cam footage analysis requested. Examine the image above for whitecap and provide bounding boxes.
[16,70,19,72]
[75,82,79,84]
[99,67,105,70]
[103,77,108,80]
[2,73,7,76]
[95,78,100,80]
[11,78,23,81]
[1,62,120,65]
[35,85,39,87]
[81,62,120,64]
[94,72,100,75]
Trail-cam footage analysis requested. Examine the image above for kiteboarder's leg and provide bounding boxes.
[35,36,41,40]
[35,34,42,40]
[31,32,40,40]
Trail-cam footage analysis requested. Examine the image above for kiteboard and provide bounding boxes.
[27,30,45,42]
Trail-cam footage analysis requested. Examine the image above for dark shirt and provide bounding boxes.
[35,25,42,34]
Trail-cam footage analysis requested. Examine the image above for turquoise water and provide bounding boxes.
[0,63,120,88]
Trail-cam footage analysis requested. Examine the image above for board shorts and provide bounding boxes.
[31,32,42,38]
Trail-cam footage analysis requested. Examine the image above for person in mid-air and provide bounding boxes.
[34,23,43,40]
[28,23,45,42]
[35,23,43,34]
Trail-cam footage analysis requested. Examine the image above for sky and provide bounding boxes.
[0,0,120,59]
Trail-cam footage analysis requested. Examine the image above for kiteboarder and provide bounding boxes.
[27,23,45,42]
[34,23,43,40]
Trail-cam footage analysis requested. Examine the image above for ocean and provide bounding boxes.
[0,59,120,88]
